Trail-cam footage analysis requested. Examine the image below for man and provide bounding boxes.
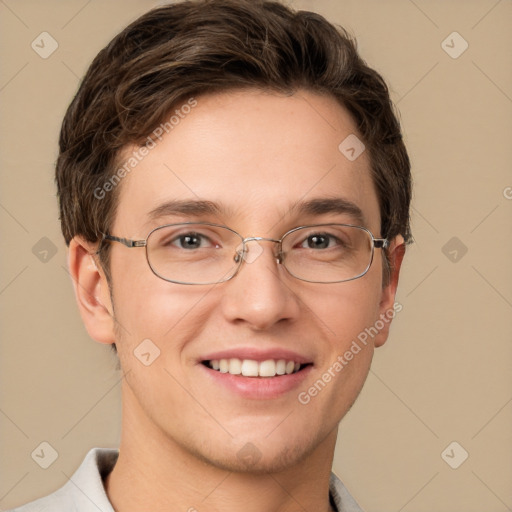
[11,1,411,511]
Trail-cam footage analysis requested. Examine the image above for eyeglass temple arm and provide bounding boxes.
[100,234,147,248]
[374,238,389,249]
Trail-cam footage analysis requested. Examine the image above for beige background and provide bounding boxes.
[1,1,511,511]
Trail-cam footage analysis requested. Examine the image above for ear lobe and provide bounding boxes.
[68,237,116,345]
[373,236,406,348]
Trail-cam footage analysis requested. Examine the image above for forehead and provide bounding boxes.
[113,89,380,235]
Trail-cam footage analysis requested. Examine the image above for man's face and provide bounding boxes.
[95,89,401,472]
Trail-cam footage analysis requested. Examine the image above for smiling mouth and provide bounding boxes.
[202,358,312,378]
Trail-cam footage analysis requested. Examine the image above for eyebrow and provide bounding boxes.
[145,197,365,227]
[147,199,225,222]
[290,197,365,226]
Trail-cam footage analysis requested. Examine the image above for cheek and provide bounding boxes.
[109,256,213,358]
[308,277,383,348]
[295,286,381,431]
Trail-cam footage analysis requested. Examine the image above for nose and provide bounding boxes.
[220,239,300,330]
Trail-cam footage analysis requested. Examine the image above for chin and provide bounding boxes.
[189,429,325,475]
[208,445,312,474]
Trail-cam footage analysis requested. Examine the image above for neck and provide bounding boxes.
[104,384,338,512]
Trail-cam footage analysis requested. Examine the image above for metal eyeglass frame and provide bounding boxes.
[98,221,389,285]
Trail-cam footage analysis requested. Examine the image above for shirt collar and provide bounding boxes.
[59,448,363,512]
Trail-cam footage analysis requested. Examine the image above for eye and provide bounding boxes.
[168,232,217,250]
[299,232,341,250]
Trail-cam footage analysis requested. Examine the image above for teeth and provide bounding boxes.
[259,360,276,377]
[229,358,242,375]
[241,359,259,377]
[219,359,229,373]
[207,358,304,377]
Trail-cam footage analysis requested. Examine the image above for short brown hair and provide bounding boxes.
[56,0,411,282]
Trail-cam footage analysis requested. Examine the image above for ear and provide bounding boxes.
[67,237,116,345]
[373,235,406,348]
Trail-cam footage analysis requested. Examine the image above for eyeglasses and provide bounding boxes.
[99,222,388,285]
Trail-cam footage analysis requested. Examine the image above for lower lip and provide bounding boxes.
[199,364,313,400]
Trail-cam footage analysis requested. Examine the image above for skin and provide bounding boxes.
[68,89,405,512]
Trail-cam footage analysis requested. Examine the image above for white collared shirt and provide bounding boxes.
[8,448,364,512]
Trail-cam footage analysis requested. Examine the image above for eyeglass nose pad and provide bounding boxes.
[234,242,245,264]
[234,249,243,264]
[235,241,265,264]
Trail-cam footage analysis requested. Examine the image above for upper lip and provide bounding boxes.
[200,347,313,365]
